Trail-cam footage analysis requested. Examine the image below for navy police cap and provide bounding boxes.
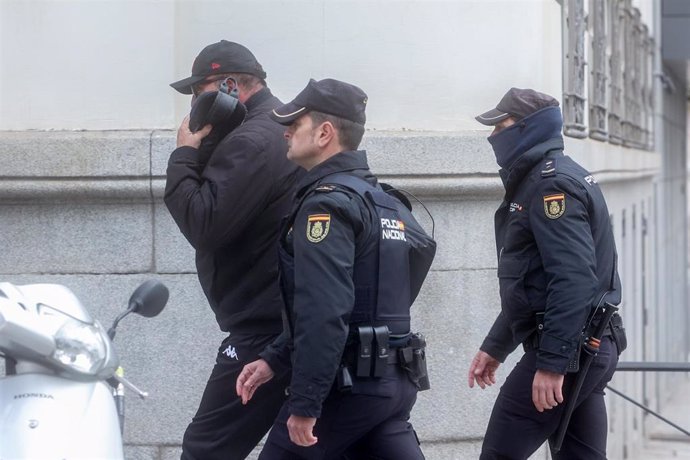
[476,87,559,126]
[271,78,368,126]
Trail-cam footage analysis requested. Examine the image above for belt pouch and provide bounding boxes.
[411,333,430,390]
[337,364,353,392]
[610,313,627,355]
[399,333,430,391]
[372,326,390,377]
[356,326,374,377]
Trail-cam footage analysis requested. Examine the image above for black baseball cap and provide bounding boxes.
[270,78,368,126]
[475,87,559,126]
[170,40,267,95]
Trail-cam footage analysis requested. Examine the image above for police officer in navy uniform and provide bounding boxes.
[467,88,625,459]
[235,78,435,459]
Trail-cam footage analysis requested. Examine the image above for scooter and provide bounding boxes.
[0,279,168,459]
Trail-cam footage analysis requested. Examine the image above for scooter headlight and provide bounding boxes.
[53,319,108,375]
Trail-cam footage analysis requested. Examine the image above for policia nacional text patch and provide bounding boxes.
[307,214,331,243]
[543,193,566,219]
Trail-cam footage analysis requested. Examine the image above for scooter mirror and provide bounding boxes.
[128,280,169,318]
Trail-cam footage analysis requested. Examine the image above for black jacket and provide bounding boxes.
[480,136,621,374]
[165,88,303,333]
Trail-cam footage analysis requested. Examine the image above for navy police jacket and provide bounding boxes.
[260,150,433,417]
[480,118,621,374]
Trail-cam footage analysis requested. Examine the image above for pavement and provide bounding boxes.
[639,228,690,459]
[630,378,690,460]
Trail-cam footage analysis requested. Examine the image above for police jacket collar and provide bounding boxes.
[296,150,373,197]
[500,137,564,199]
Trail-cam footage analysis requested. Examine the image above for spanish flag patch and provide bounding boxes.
[306,214,331,243]
[543,193,566,219]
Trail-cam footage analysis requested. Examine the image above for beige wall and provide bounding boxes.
[1,0,563,131]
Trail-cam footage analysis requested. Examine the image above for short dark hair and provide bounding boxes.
[309,111,365,150]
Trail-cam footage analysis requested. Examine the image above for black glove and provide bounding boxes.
[189,90,247,153]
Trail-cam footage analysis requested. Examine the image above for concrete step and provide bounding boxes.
[631,440,690,459]
[629,378,690,459]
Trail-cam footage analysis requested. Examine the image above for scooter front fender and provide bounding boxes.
[0,373,124,459]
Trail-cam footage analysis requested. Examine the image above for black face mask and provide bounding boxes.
[487,106,564,170]
[487,121,525,170]
[189,81,247,153]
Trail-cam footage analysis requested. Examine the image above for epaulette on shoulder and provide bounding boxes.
[541,158,557,178]
[314,184,338,193]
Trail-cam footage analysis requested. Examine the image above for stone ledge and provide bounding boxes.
[0,130,153,177]
[0,170,658,203]
[0,178,153,203]
[150,129,499,176]
[0,130,659,203]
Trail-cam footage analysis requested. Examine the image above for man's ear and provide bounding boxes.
[316,121,337,147]
[221,77,239,96]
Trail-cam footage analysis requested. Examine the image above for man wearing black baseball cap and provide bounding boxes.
[235,78,434,459]
[468,88,624,459]
[164,40,303,460]
[170,40,267,95]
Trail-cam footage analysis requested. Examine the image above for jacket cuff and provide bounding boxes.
[287,378,322,418]
[480,337,510,363]
[169,145,199,160]
[258,333,292,376]
[537,331,578,374]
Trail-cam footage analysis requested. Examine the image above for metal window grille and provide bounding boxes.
[589,0,608,141]
[622,0,638,147]
[561,0,654,148]
[563,0,588,138]
[608,0,624,145]
[641,26,655,150]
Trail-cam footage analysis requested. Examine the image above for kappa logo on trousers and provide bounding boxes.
[222,344,239,360]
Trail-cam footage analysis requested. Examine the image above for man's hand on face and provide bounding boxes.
[176,115,212,149]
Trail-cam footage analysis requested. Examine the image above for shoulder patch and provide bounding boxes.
[543,193,565,219]
[306,214,331,243]
[541,159,557,178]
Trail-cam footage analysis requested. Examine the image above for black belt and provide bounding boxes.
[523,322,614,352]
[341,344,403,367]
[587,314,615,338]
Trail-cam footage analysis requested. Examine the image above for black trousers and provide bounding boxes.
[480,336,619,460]
[258,365,424,460]
[181,332,289,460]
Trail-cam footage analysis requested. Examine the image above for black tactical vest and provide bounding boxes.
[280,173,436,335]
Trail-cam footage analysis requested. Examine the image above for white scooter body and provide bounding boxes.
[0,373,123,459]
[0,280,168,460]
